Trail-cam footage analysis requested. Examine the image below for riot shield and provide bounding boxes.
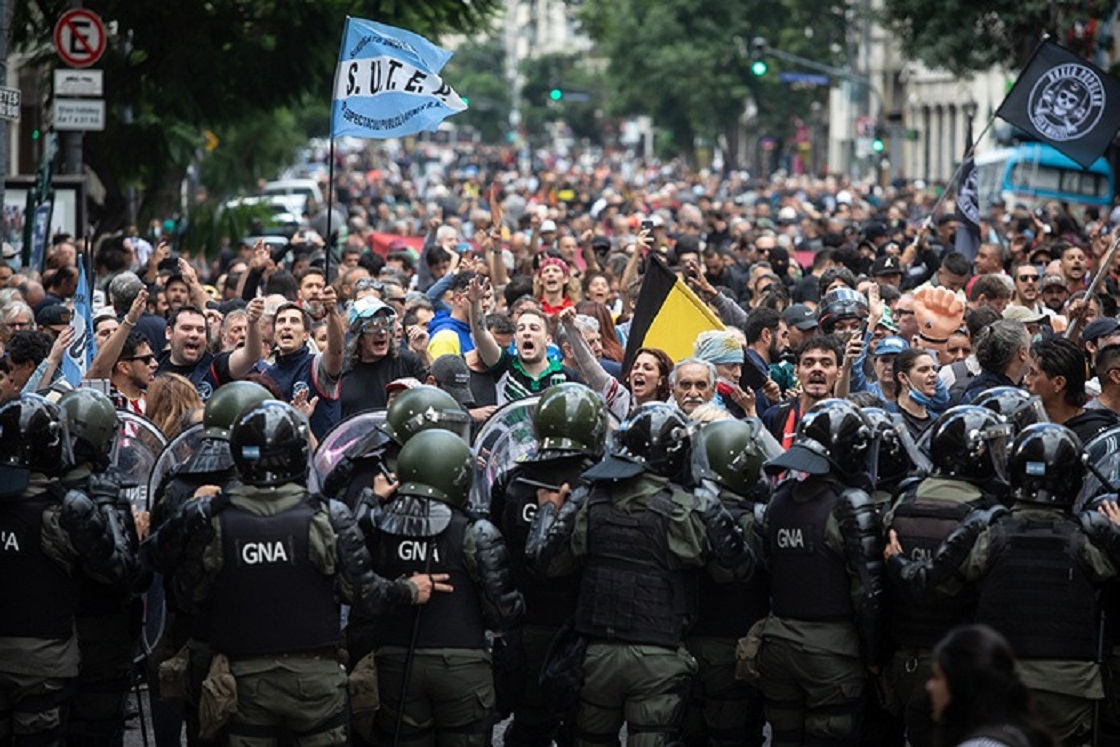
[111,412,168,514]
[1079,425,1120,509]
[147,423,205,513]
[313,410,389,487]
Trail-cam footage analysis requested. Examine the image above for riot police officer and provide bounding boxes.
[489,383,607,746]
[757,398,886,747]
[888,423,1119,744]
[58,388,148,747]
[361,428,524,746]
[0,394,138,745]
[882,405,1011,747]
[151,380,274,529]
[146,379,273,746]
[527,402,753,747]
[322,384,470,509]
[861,408,929,506]
[150,401,444,745]
[684,418,775,747]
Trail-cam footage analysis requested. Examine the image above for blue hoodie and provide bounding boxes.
[427,309,475,354]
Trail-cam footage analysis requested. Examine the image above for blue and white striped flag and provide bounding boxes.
[61,258,93,386]
[331,17,467,139]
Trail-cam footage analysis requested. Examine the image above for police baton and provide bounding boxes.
[1065,231,1120,341]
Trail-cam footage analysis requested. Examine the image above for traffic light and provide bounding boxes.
[31,128,40,140]
[871,126,887,153]
[750,60,768,77]
[549,88,563,101]
[750,36,769,77]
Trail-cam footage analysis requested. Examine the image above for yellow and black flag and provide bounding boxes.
[623,255,725,371]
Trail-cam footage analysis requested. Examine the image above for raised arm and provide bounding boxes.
[88,288,147,380]
[467,275,502,368]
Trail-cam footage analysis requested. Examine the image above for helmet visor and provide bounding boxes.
[982,422,1015,485]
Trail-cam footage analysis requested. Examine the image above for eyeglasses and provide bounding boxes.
[1017,273,1040,282]
[387,296,407,304]
[7,321,31,330]
[358,317,394,335]
[355,279,384,292]
[123,354,155,364]
[893,309,915,318]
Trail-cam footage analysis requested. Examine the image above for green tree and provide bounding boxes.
[580,0,844,166]
[12,0,499,245]
[441,37,512,143]
[879,0,1054,75]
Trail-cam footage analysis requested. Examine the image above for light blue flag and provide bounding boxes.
[61,258,93,386]
[332,17,467,139]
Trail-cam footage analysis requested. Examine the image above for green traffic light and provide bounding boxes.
[31,128,40,140]
[750,60,768,76]
[871,138,885,153]
[549,88,563,101]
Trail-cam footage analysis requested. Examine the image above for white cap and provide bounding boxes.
[540,219,558,233]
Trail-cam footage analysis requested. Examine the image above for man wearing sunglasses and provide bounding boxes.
[1010,265,1054,320]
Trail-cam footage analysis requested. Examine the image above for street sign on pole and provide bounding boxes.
[54,99,105,131]
[54,69,103,97]
[54,9,107,68]
[778,72,831,86]
[0,87,20,122]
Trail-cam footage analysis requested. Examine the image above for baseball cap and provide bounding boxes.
[348,297,395,326]
[429,355,474,406]
[35,304,71,328]
[871,255,902,277]
[1,243,17,261]
[540,219,558,233]
[873,336,909,356]
[385,377,423,395]
[782,304,819,331]
[1083,318,1120,344]
[1001,306,1047,324]
[1040,275,1067,290]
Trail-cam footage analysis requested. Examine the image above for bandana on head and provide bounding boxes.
[537,257,569,277]
[693,330,745,366]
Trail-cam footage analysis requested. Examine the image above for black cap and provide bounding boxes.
[429,355,473,406]
[35,303,71,328]
[872,255,902,277]
[1084,318,1120,344]
[783,303,819,331]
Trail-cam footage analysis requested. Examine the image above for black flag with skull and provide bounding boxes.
[997,39,1120,169]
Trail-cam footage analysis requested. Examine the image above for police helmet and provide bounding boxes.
[972,386,1048,434]
[817,288,869,335]
[1008,423,1084,506]
[691,419,771,495]
[863,407,926,485]
[58,388,119,471]
[203,381,275,440]
[396,429,473,507]
[0,394,72,476]
[928,405,1014,482]
[229,401,309,487]
[532,383,607,457]
[765,399,874,478]
[382,385,470,445]
[602,402,692,480]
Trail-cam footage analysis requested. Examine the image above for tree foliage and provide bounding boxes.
[11,0,500,238]
[440,38,512,143]
[579,0,844,165]
[879,0,1102,75]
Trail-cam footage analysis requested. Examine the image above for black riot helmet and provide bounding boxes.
[585,402,691,482]
[816,287,869,335]
[396,429,473,507]
[58,388,119,471]
[0,394,72,477]
[532,383,607,457]
[229,401,310,487]
[863,407,927,487]
[765,399,873,480]
[1008,423,1084,507]
[972,387,1048,434]
[928,405,1014,483]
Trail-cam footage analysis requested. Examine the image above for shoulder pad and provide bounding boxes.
[694,480,721,508]
[467,517,504,543]
[895,476,923,498]
[840,487,874,510]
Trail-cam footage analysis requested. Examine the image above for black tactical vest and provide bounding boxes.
[373,509,487,649]
[767,480,853,622]
[573,489,692,647]
[888,484,986,648]
[976,516,1098,661]
[691,500,770,639]
[208,500,340,656]
[0,490,77,640]
[495,460,584,626]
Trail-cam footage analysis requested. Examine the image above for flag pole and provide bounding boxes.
[324,137,335,284]
[1064,232,1120,340]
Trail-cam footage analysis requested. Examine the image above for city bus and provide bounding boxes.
[974,142,1114,215]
